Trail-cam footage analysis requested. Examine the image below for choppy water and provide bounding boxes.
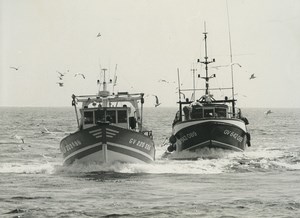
[1,107,300,217]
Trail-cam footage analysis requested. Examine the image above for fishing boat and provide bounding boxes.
[60,68,155,165]
[165,31,251,157]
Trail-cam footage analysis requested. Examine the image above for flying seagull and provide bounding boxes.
[13,134,24,143]
[158,79,169,83]
[10,66,20,71]
[74,73,85,79]
[57,82,64,87]
[154,95,161,107]
[265,110,273,115]
[97,33,101,37]
[41,126,51,134]
[212,62,241,70]
[57,71,65,77]
[211,65,227,70]
[249,74,256,80]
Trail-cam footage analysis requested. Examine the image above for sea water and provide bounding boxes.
[0,107,300,217]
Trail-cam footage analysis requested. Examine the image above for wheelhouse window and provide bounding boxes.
[95,110,105,123]
[215,108,227,118]
[117,110,127,123]
[84,111,94,124]
[95,110,116,123]
[191,108,203,119]
[204,109,214,118]
[106,110,116,123]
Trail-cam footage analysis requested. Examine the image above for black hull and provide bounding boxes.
[172,119,247,152]
[60,124,155,165]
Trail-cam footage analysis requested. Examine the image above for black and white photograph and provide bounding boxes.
[1,0,300,217]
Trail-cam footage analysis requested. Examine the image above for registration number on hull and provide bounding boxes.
[179,131,197,143]
[61,139,82,154]
[224,129,243,142]
[129,138,152,151]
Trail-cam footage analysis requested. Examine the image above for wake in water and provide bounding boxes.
[161,147,234,160]
[1,146,300,176]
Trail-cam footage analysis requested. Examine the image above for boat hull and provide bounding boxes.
[171,119,248,153]
[60,124,155,165]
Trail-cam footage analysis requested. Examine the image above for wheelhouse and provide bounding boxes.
[81,106,132,129]
[71,92,152,137]
[172,93,244,125]
[178,102,230,122]
[190,103,228,119]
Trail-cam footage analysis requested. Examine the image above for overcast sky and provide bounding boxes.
[1,0,300,108]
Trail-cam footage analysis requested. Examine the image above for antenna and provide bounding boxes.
[191,63,197,101]
[177,68,183,121]
[112,64,118,93]
[226,0,236,115]
[177,68,181,101]
[102,68,107,92]
[97,59,102,93]
[197,23,215,96]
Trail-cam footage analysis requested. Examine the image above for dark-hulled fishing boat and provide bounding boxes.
[60,69,155,165]
[166,31,251,157]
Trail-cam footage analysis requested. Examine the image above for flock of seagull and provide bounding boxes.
[54,33,101,86]
[9,32,256,108]
[56,71,86,87]
[11,126,59,154]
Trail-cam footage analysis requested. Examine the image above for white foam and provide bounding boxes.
[0,162,57,174]
[52,157,233,175]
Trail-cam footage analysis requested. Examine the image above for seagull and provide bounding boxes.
[13,134,24,143]
[158,79,169,83]
[265,110,273,115]
[58,76,63,80]
[57,71,65,77]
[211,65,227,70]
[74,73,85,79]
[97,32,101,37]
[57,82,64,87]
[153,95,161,107]
[249,74,256,80]
[10,66,20,71]
[41,154,52,159]
[41,126,51,134]
[212,62,242,70]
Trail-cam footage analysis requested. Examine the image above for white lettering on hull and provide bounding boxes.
[129,138,151,151]
[224,129,243,142]
[61,139,82,154]
[178,131,197,143]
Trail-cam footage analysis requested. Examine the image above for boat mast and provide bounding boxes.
[191,63,196,101]
[177,68,183,121]
[198,24,215,96]
[72,94,80,128]
[226,0,236,115]
[97,68,110,107]
[112,64,118,94]
[102,68,107,92]
[140,93,144,132]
